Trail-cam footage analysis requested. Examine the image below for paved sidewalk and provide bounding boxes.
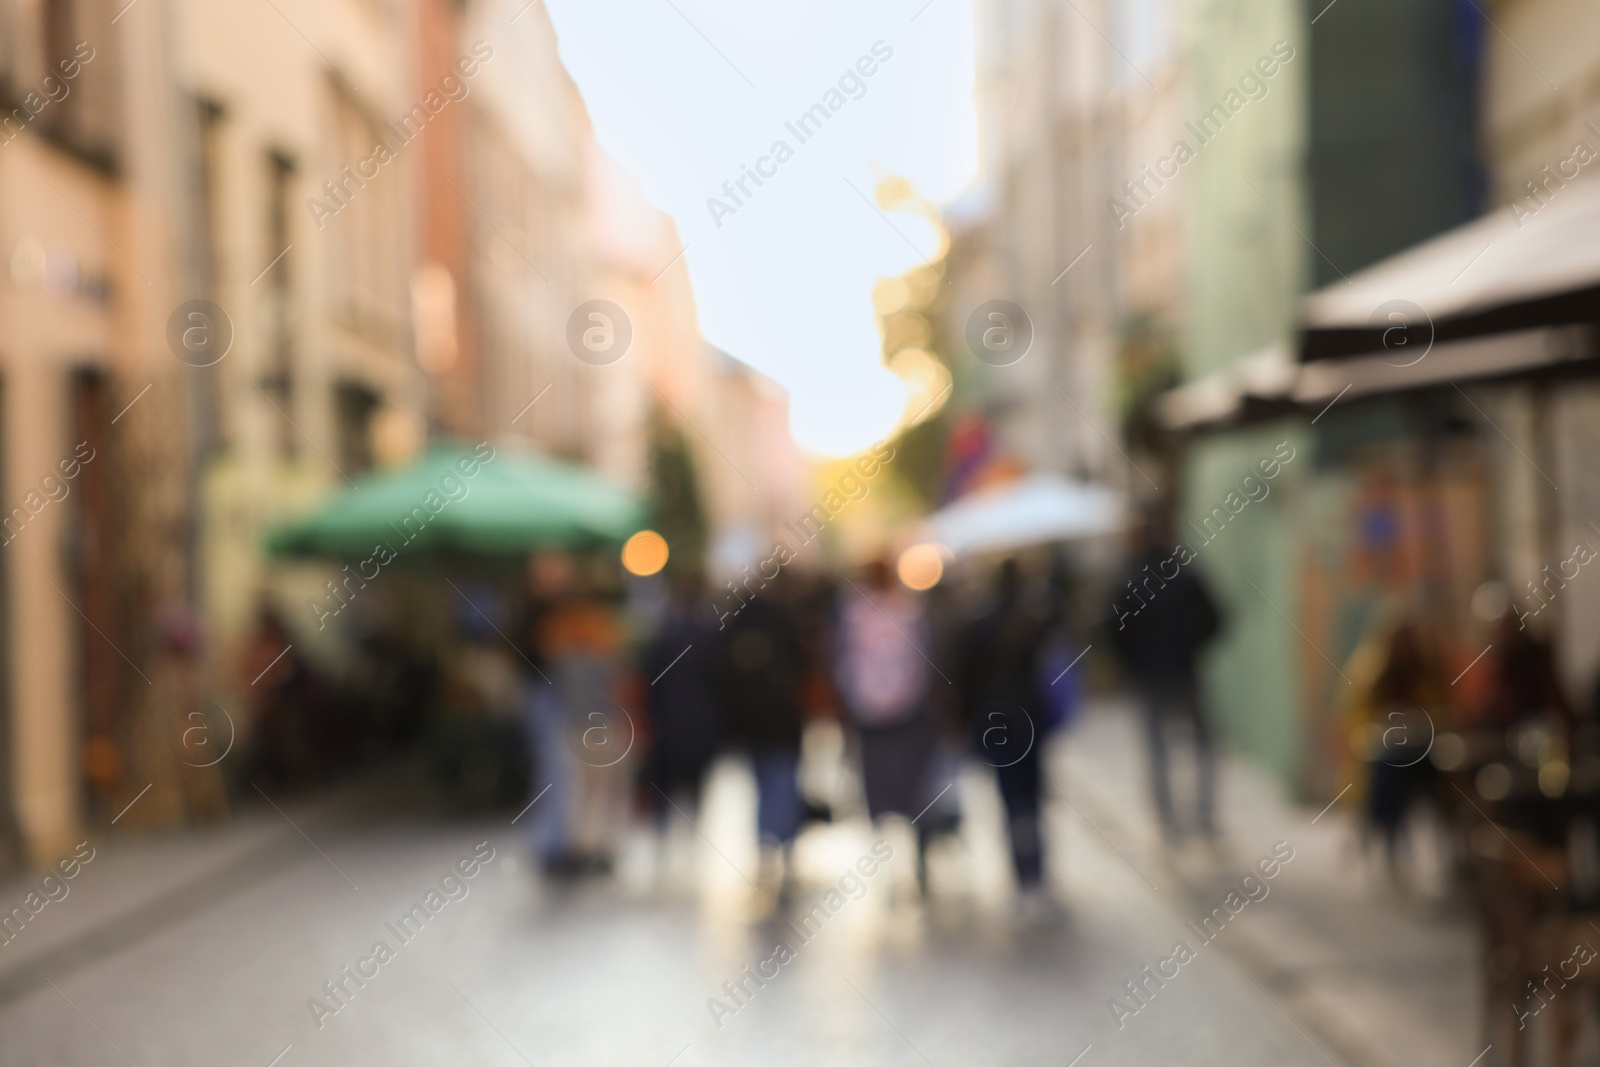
[1057,698,1480,1067]
[0,776,382,1005]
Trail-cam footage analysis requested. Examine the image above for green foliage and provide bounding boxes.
[1116,312,1181,456]
[881,262,954,509]
[648,411,709,575]
[887,412,947,510]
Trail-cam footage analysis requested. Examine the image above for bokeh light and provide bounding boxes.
[897,543,946,591]
[622,530,670,576]
[889,347,954,428]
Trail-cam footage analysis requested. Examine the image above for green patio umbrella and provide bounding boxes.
[267,443,644,559]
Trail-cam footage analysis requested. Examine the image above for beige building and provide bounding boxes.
[0,0,800,870]
[1,0,426,865]
[456,0,799,557]
[1481,0,1600,207]
[175,0,424,760]
[951,0,1189,487]
[0,0,204,865]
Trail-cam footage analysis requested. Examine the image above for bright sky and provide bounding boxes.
[543,0,978,456]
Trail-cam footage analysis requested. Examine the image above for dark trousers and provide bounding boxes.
[995,743,1044,887]
[648,756,712,832]
[1139,682,1215,839]
[970,702,1045,888]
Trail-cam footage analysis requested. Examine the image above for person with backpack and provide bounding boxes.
[834,557,940,892]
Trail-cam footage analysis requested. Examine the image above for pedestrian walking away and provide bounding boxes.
[835,556,939,890]
[1108,514,1224,848]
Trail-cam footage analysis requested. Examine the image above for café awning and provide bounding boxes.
[1160,178,1600,431]
[267,443,644,558]
[1302,177,1600,344]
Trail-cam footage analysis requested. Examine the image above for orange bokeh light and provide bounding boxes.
[897,543,945,591]
[622,530,670,576]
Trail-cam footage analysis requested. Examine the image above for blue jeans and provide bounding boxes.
[521,683,574,863]
[749,747,802,845]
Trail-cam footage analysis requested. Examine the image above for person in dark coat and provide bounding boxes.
[643,572,723,822]
[960,558,1056,898]
[1108,518,1224,845]
[715,577,808,889]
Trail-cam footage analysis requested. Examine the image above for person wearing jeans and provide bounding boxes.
[749,747,803,844]
[715,578,808,893]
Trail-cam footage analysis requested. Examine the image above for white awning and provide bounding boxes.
[1160,179,1600,431]
[1303,177,1600,330]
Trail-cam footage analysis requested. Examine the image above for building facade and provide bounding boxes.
[174,0,425,822]
[0,0,210,864]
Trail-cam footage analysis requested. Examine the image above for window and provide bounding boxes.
[326,83,403,342]
[335,382,379,475]
[41,0,73,81]
[193,98,226,454]
[34,0,118,170]
[262,151,298,458]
